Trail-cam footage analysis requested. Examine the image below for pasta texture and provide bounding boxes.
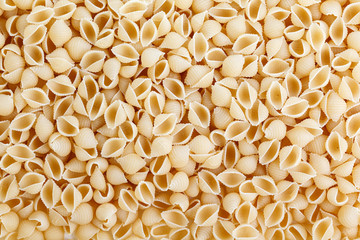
[1,0,360,239]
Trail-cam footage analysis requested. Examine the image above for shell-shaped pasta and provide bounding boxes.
[198,170,220,195]
[306,23,326,52]
[259,139,280,165]
[53,0,76,20]
[224,121,250,141]
[134,181,155,205]
[185,65,213,88]
[1,211,19,233]
[236,81,257,110]
[152,114,176,136]
[339,76,360,102]
[278,143,301,171]
[289,161,316,184]
[232,224,259,240]
[326,187,348,206]
[140,19,157,47]
[151,136,173,157]
[325,132,347,162]
[0,175,19,202]
[71,202,93,225]
[291,4,312,28]
[245,0,267,22]
[80,50,106,73]
[6,143,34,163]
[208,3,236,23]
[194,204,219,227]
[346,112,360,138]
[56,115,79,137]
[329,17,347,46]
[23,45,44,66]
[48,133,71,157]
[47,75,76,97]
[27,6,54,25]
[308,66,330,90]
[234,201,257,225]
[163,78,185,100]
[281,97,309,118]
[80,19,99,45]
[45,48,74,73]
[104,100,126,129]
[40,180,61,209]
[266,81,287,110]
[245,99,269,126]
[337,205,359,228]
[252,175,278,196]
[43,153,64,181]
[21,88,50,108]
[233,34,259,55]
[312,217,334,240]
[23,25,47,46]
[49,20,72,48]
[86,93,108,121]
[0,154,21,174]
[61,183,82,213]
[118,189,138,213]
[284,25,305,41]
[320,91,346,122]
[119,0,147,21]
[223,141,240,168]
[117,18,139,43]
[263,58,290,77]
[342,2,360,25]
[204,48,226,69]
[188,101,210,128]
[188,32,208,62]
[10,112,36,132]
[221,55,244,78]
[275,180,299,203]
[217,169,245,188]
[101,138,126,158]
[112,43,139,64]
[117,154,146,175]
[264,201,285,227]
[19,172,45,194]
[161,209,189,228]
[64,38,92,62]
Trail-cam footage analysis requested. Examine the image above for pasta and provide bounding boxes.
[0,0,359,238]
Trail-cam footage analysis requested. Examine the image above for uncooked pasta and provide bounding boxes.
[1,0,360,239]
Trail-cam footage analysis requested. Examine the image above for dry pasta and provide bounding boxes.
[1,0,360,239]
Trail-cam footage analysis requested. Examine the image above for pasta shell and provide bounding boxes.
[10,112,36,131]
[237,81,258,109]
[275,180,299,203]
[49,20,72,47]
[112,43,139,64]
[119,0,147,21]
[45,48,74,73]
[26,6,54,25]
[188,32,208,62]
[288,161,316,184]
[198,170,220,194]
[194,204,219,227]
[43,153,64,181]
[47,75,76,96]
[205,48,226,69]
[23,24,47,46]
[140,19,157,47]
[86,93,108,121]
[40,180,61,209]
[224,121,250,141]
[80,50,106,73]
[312,217,334,240]
[71,202,93,225]
[232,224,259,240]
[151,135,173,157]
[185,65,214,88]
[315,43,333,67]
[80,19,99,45]
[117,18,139,43]
[0,90,14,116]
[0,175,19,202]
[217,169,245,188]
[281,97,309,118]
[264,201,285,227]
[188,101,210,128]
[141,48,164,68]
[174,14,192,38]
[291,4,312,28]
[339,76,360,102]
[48,133,71,157]
[84,0,105,13]
[53,0,76,20]
[289,39,311,58]
[6,144,34,163]
[284,25,305,41]
[329,17,347,46]
[73,128,98,149]
[117,153,146,175]
[325,131,347,161]
[264,15,286,39]
[279,145,301,170]
[221,55,244,77]
[306,22,326,51]
[101,138,126,158]
[252,175,278,196]
[104,100,126,129]
[53,95,74,119]
[245,0,266,22]
[161,209,189,228]
[64,37,92,62]
[21,88,50,108]
[263,58,290,77]
[233,34,259,55]
[19,172,45,194]
[259,139,280,165]
[118,189,138,213]
[342,2,360,24]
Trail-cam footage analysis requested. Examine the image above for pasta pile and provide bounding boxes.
[2,0,360,239]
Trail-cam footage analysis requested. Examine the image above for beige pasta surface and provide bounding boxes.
[1,0,360,239]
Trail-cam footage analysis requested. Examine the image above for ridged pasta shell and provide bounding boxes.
[343,2,360,25]
[45,48,74,73]
[291,4,312,28]
[263,58,290,77]
[21,87,50,108]
[325,131,347,161]
[10,112,36,131]
[284,25,305,41]
[252,175,278,196]
[47,75,76,96]
[188,32,208,62]
[140,19,158,47]
[237,81,257,109]
[151,135,173,157]
[118,189,138,213]
[43,153,64,181]
[19,172,45,194]
[86,93,108,121]
[141,48,164,68]
[217,169,245,188]
[289,39,311,58]
[80,50,106,73]
[194,204,219,227]
[224,121,250,141]
[49,20,72,47]
[339,76,360,102]
[330,17,347,46]
[0,175,19,202]
[119,0,147,21]
[312,217,334,240]
[48,133,71,157]
[73,128,98,149]
[288,161,316,184]
[23,24,47,46]
[71,202,93,225]
[117,18,139,43]
[188,101,210,128]
[279,145,301,170]
[80,19,99,45]
[259,139,280,165]
[159,32,187,49]
[6,144,34,162]
[232,224,259,240]
[84,0,105,13]
[26,6,54,25]
[53,0,76,20]
[233,34,259,55]
[275,180,299,203]
[112,43,139,64]
[117,153,146,175]
[281,97,309,118]
[198,170,220,194]
[185,65,213,88]
[64,37,92,62]
[40,179,61,209]
[101,138,126,158]
[221,55,244,78]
